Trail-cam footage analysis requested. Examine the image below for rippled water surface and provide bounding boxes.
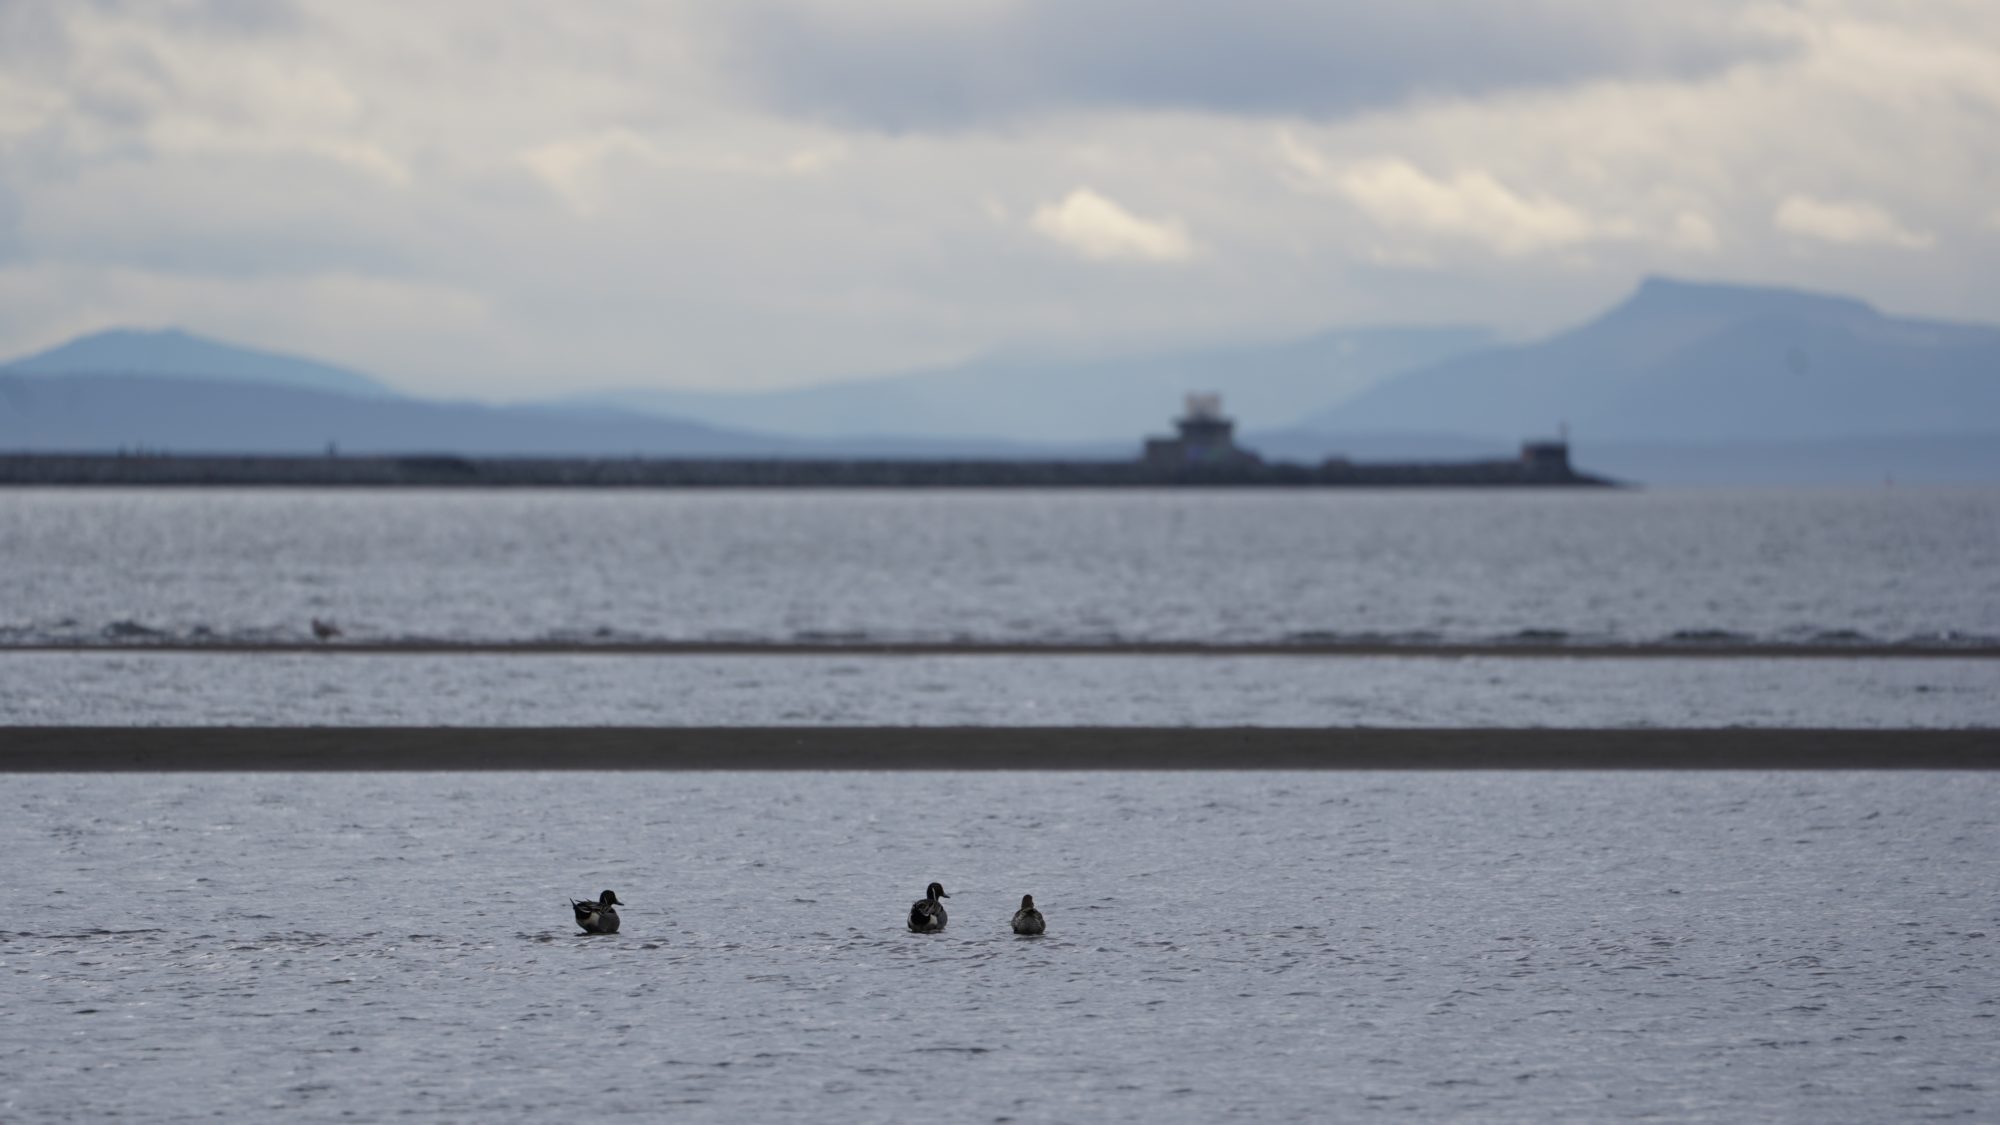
[4,487,1996,648]
[5,772,1996,1122]
[2,652,1995,727]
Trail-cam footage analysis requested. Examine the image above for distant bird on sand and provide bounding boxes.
[1011,894,1046,935]
[907,881,949,932]
[571,889,623,934]
[310,617,342,641]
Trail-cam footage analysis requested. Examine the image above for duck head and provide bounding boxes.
[927,882,949,902]
[598,890,624,907]
[1019,894,1035,910]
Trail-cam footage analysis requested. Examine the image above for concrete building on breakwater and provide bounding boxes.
[0,395,1613,487]
[1143,393,1264,471]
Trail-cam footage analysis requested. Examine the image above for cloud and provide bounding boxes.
[1774,195,1933,250]
[520,128,851,216]
[80,0,308,36]
[1029,188,1194,262]
[1312,154,1596,257]
[519,130,672,217]
[0,183,19,264]
[1668,211,1720,253]
[710,1,1793,129]
[0,1,1996,394]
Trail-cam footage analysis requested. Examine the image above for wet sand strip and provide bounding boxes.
[4,641,1996,659]
[2,727,1994,771]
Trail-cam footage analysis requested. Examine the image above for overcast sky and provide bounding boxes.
[1,0,1995,398]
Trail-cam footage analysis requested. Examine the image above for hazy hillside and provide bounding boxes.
[0,372,803,456]
[1303,277,2000,442]
[568,326,1493,442]
[3,291,1996,483]
[0,370,1140,459]
[3,327,397,399]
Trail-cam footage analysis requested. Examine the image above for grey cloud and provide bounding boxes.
[0,3,69,63]
[0,1,305,117]
[81,0,304,36]
[0,183,21,265]
[713,0,1796,130]
[12,147,421,281]
[0,0,301,62]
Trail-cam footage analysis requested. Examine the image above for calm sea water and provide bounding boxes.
[3,487,1995,649]
[4,485,1994,728]
[5,489,1993,1120]
[4,771,1995,1123]
[2,651,1995,727]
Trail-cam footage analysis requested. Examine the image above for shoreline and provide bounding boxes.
[4,641,1995,659]
[4,727,1994,771]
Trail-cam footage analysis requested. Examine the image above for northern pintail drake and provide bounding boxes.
[571,889,623,934]
[1011,894,1046,935]
[907,882,949,932]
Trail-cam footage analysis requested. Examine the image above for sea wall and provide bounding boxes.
[0,453,1614,487]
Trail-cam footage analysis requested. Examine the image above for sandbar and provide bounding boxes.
[1,727,1993,771]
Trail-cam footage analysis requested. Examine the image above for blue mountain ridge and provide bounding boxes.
[2,277,1996,483]
[4,327,396,399]
[1303,277,2000,442]
[0,371,797,457]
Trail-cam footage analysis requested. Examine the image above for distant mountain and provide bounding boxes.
[1302,277,2000,442]
[2,327,398,398]
[0,372,808,456]
[6,289,1996,483]
[564,326,1493,442]
[0,369,1144,459]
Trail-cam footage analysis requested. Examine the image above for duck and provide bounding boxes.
[907,881,949,932]
[571,889,624,934]
[1011,893,1046,935]
[310,617,342,641]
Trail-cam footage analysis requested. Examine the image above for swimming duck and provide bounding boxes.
[1011,894,1046,935]
[907,881,949,932]
[571,889,623,934]
[310,617,342,641]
